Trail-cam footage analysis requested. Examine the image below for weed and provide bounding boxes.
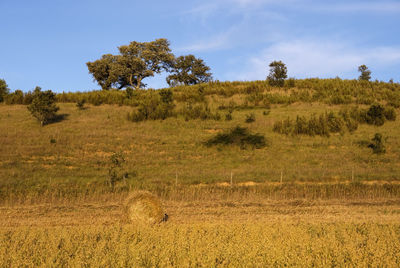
[245,113,256,123]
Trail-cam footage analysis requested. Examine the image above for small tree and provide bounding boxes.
[108,152,128,190]
[358,65,371,81]
[267,61,287,87]
[368,133,386,154]
[166,55,212,86]
[0,79,10,102]
[27,87,59,126]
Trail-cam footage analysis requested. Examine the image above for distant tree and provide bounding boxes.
[358,65,371,81]
[166,55,212,86]
[5,89,24,104]
[0,79,10,102]
[267,61,287,87]
[27,87,59,126]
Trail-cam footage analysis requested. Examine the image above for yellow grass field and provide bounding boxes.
[1,197,400,267]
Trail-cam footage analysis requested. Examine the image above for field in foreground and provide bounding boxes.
[1,197,400,267]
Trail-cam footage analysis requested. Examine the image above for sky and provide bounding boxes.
[1,0,400,93]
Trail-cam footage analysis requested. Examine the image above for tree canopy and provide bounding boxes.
[0,79,10,102]
[27,87,59,126]
[267,61,287,87]
[358,65,371,81]
[166,55,212,86]
[87,39,174,90]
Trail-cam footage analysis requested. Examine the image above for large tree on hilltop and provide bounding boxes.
[117,39,174,89]
[87,39,174,90]
[166,55,212,86]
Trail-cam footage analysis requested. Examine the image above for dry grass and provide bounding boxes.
[1,198,400,267]
[1,102,399,203]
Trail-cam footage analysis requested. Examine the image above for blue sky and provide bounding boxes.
[1,0,400,92]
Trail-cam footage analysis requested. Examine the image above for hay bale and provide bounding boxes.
[124,191,164,225]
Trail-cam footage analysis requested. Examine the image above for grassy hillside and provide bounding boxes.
[1,79,400,203]
[2,79,400,266]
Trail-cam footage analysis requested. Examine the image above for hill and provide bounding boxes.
[1,79,400,203]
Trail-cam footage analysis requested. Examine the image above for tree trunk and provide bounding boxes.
[136,77,142,90]
[129,74,134,87]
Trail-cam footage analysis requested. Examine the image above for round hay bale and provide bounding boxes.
[124,191,164,225]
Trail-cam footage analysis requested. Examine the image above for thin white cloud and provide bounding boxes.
[311,1,400,13]
[177,32,232,52]
[234,39,400,80]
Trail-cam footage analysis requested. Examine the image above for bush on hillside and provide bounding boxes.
[180,102,221,121]
[365,104,386,126]
[27,87,59,126]
[108,152,129,190]
[273,111,355,137]
[368,133,386,154]
[225,111,233,121]
[76,99,86,110]
[205,126,267,149]
[127,89,175,122]
[245,113,256,123]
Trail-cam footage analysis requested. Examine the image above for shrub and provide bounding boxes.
[285,78,296,88]
[76,99,86,110]
[245,113,256,123]
[344,104,396,126]
[273,117,293,135]
[246,93,264,107]
[180,102,220,121]
[306,114,330,137]
[384,107,396,121]
[125,87,134,99]
[329,95,352,105]
[225,111,233,121]
[368,133,386,154]
[339,109,359,133]
[274,111,354,137]
[127,90,175,122]
[366,104,385,126]
[108,152,128,190]
[387,99,400,108]
[325,112,345,133]
[205,126,267,149]
[5,90,24,104]
[27,87,59,126]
